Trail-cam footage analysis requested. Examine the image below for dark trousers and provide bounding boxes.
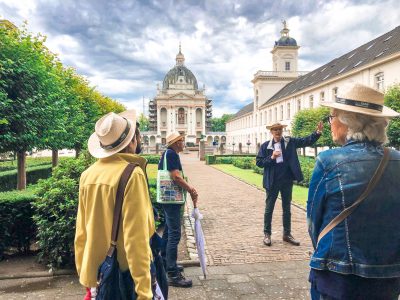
[264,179,293,235]
[161,204,182,274]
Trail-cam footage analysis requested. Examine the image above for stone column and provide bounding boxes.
[199,141,205,161]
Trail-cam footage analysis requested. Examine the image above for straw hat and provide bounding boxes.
[266,122,288,130]
[88,110,137,158]
[166,132,184,147]
[321,83,399,117]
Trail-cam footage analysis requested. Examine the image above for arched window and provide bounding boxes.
[178,108,185,124]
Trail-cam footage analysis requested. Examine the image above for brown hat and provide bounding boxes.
[266,122,288,130]
[88,110,137,159]
[166,132,184,147]
[321,83,399,117]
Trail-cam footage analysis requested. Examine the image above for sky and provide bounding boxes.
[1,0,399,117]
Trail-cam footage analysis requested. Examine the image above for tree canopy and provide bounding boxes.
[211,114,234,132]
[384,84,400,149]
[0,23,125,189]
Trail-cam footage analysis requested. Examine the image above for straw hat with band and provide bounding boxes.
[166,132,184,147]
[88,110,137,159]
[266,122,288,130]
[321,83,399,118]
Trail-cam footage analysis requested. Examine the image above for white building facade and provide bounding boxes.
[227,23,400,153]
[143,46,225,147]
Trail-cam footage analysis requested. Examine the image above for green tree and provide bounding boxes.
[0,25,61,189]
[292,107,333,156]
[384,84,400,149]
[138,113,149,131]
[211,114,234,132]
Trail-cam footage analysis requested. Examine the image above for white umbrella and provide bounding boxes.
[191,207,207,278]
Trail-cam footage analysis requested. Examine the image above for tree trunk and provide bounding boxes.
[17,150,26,190]
[52,149,59,167]
[75,147,81,158]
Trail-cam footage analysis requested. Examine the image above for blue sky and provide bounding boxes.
[1,0,399,117]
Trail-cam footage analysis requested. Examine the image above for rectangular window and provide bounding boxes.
[280,105,284,120]
[287,102,291,118]
[320,91,325,102]
[274,107,278,121]
[309,95,314,108]
[285,61,290,71]
[332,87,338,99]
[297,99,301,112]
[375,72,384,91]
[269,109,272,123]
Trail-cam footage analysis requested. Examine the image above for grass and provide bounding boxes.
[213,164,309,208]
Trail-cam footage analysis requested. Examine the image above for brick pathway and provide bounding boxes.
[180,152,313,266]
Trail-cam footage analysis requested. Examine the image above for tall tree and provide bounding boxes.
[138,113,149,131]
[292,107,333,156]
[211,114,234,132]
[0,25,60,189]
[384,84,400,149]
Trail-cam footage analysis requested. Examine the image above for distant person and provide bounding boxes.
[75,110,155,299]
[307,84,400,300]
[256,122,323,246]
[158,132,198,288]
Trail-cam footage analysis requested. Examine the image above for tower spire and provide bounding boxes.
[176,42,185,66]
[280,20,290,37]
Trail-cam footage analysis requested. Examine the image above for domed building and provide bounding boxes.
[147,45,213,145]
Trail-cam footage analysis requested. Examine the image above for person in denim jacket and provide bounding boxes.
[307,84,400,300]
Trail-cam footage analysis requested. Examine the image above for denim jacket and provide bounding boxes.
[307,140,400,278]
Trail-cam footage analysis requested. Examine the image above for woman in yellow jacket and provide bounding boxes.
[75,110,155,300]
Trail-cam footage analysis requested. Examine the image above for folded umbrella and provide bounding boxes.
[191,207,207,278]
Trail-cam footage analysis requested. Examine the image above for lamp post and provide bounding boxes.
[247,140,251,154]
[232,142,236,155]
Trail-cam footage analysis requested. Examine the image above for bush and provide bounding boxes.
[298,156,316,187]
[215,156,233,164]
[142,155,160,164]
[232,157,255,169]
[252,164,264,175]
[32,153,95,268]
[0,186,38,258]
[0,164,53,192]
[205,155,216,165]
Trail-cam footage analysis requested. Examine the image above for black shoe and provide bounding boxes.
[177,264,184,272]
[283,234,300,246]
[168,271,192,288]
[263,234,272,246]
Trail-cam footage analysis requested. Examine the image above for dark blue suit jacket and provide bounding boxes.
[256,131,321,191]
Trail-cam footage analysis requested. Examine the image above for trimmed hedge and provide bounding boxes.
[142,155,160,164]
[0,164,53,192]
[232,157,255,169]
[0,186,38,258]
[206,155,256,165]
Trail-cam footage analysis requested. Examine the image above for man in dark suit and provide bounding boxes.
[256,122,323,246]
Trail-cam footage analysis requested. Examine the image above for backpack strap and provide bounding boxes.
[317,147,390,245]
[107,163,137,257]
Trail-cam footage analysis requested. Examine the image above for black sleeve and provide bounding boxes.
[165,150,181,171]
[291,131,321,149]
[256,143,275,168]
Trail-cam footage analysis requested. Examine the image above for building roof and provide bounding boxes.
[231,102,253,120]
[275,36,297,47]
[262,25,400,107]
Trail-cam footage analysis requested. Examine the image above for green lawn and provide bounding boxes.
[213,164,308,208]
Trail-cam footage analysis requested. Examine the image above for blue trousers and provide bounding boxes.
[161,204,182,274]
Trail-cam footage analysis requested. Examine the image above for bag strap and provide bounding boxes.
[317,147,390,245]
[107,163,137,257]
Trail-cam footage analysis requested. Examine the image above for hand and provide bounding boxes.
[316,121,323,134]
[192,195,198,208]
[271,150,281,159]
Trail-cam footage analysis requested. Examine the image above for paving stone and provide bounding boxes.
[207,266,234,275]
[202,279,231,292]
[229,281,260,295]
[169,286,208,300]
[226,274,251,283]
[206,290,239,300]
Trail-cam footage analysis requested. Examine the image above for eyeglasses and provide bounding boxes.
[271,128,283,132]
[323,115,337,124]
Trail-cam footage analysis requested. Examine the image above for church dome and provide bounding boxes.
[275,36,297,47]
[162,65,198,90]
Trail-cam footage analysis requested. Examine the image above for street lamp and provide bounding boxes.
[247,140,251,154]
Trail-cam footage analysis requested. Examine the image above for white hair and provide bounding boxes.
[335,109,389,144]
